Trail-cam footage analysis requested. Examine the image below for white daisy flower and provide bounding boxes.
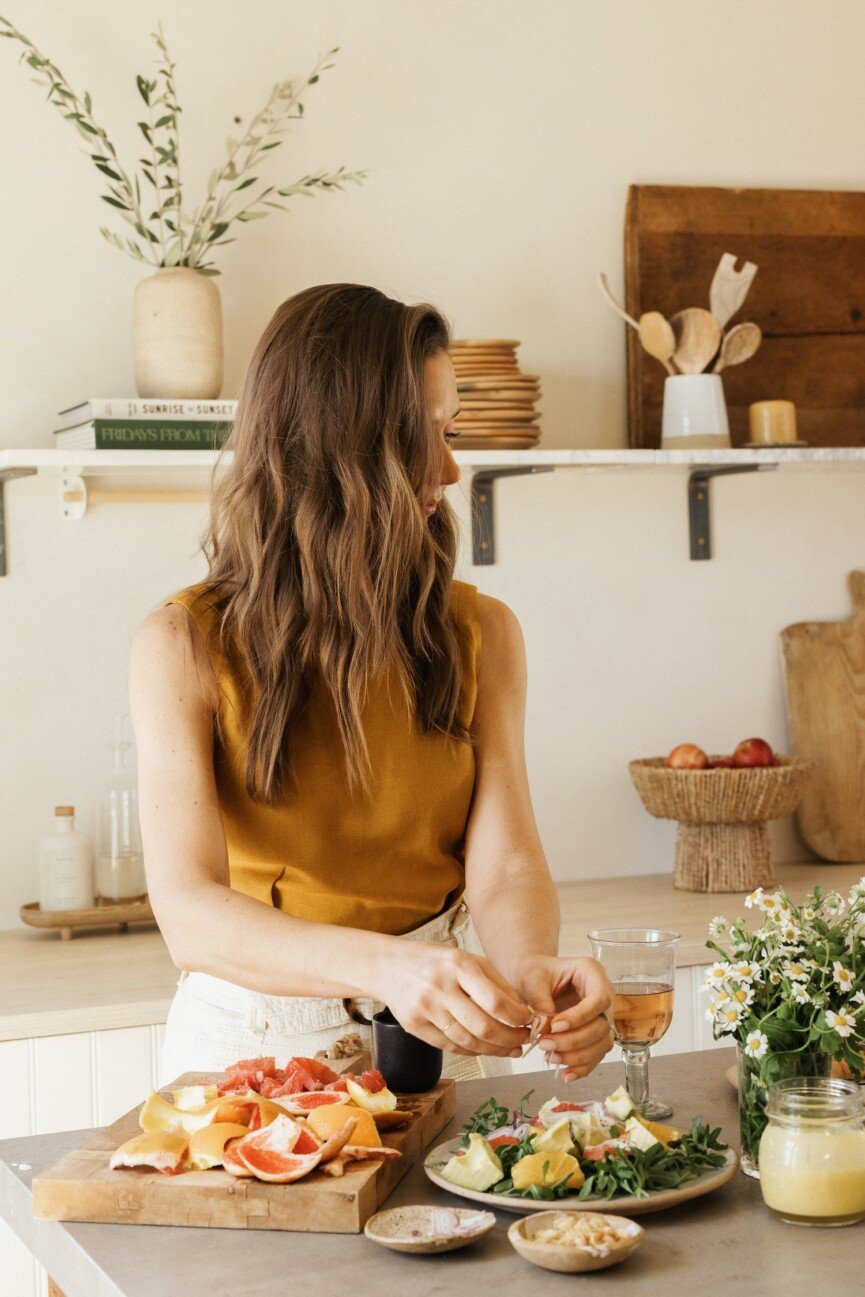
[732,961,759,981]
[728,983,756,1008]
[784,963,809,982]
[714,1003,744,1033]
[847,877,865,904]
[745,889,764,910]
[825,893,846,915]
[802,907,816,923]
[703,962,731,986]
[744,1029,769,1059]
[852,990,865,1007]
[760,893,784,915]
[790,983,811,1005]
[833,962,855,993]
[708,916,728,938]
[826,1009,856,1038]
[777,923,802,945]
[769,970,782,985]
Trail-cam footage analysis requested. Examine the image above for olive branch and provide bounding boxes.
[0,16,366,274]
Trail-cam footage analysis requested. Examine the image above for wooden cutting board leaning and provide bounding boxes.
[32,1072,456,1234]
[625,184,865,447]
[781,571,865,861]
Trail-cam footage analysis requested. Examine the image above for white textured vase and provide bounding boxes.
[661,374,731,450]
[132,267,223,398]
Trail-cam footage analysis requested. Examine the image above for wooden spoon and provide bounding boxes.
[598,274,677,375]
[713,321,762,372]
[709,252,758,329]
[670,308,722,375]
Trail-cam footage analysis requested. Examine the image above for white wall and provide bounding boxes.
[2,0,865,926]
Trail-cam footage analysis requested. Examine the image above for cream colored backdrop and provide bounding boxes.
[2,0,865,926]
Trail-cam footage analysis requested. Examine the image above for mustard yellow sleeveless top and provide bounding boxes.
[164,580,481,935]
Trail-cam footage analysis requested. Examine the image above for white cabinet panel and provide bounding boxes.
[0,1217,36,1297]
[94,1027,154,1126]
[32,1033,95,1134]
[151,1023,166,1090]
[0,1040,32,1140]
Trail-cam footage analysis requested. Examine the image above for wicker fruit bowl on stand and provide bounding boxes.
[629,756,812,892]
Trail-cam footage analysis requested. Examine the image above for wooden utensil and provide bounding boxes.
[670,308,722,374]
[598,274,677,375]
[713,322,762,372]
[781,571,865,860]
[709,252,758,329]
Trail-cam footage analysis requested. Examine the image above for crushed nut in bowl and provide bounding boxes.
[508,1210,645,1273]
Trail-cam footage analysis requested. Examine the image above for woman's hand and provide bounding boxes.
[382,942,534,1057]
[514,955,615,1082]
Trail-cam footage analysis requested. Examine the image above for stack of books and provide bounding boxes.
[54,398,237,450]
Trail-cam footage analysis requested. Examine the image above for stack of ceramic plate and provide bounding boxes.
[448,339,541,449]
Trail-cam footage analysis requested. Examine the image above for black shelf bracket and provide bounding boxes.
[688,463,777,560]
[0,467,37,577]
[471,466,555,565]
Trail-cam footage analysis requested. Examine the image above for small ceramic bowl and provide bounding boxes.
[364,1205,496,1254]
[507,1210,644,1273]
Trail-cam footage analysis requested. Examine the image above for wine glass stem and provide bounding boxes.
[622,1045,650,1109]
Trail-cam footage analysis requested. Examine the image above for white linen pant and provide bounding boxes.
[159,900,512,1086]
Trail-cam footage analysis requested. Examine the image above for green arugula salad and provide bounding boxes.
[436,1086,729,1202]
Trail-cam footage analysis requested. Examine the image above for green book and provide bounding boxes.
[53,419,233,450]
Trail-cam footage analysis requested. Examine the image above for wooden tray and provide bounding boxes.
[20,898,155,941]
[33,1072,456,1234]
[625,184,865,448]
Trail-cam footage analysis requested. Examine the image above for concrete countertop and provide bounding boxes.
[3,1048,863,1297]
[3,860,861,1041]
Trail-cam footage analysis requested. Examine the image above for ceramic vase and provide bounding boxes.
[661,374,731,450]
[738,1045,831,1177]
[132,267,223,398]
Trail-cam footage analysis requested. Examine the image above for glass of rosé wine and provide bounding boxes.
[588,927,680,1120]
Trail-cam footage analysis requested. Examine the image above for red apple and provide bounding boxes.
[732,737,774,768]
[666,743,709,770]
[709,757,735,769]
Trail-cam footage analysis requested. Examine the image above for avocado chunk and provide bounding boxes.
[624,1115,660,1151]
[440,1133,503,1191]
[533,1116,575,1155]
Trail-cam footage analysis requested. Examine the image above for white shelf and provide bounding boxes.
[3,445,865,574]
[4,445,865,474]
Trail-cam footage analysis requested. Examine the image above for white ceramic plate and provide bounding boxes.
[423,1140,738,1217]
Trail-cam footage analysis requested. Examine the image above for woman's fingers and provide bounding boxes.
[538,1011,613,1057]
[443,989,529,1055]
[456,955,534,1031]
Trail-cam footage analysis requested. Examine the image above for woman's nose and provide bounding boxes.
[441,444,461,488]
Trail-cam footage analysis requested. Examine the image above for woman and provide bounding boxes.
[130,283,614,1086]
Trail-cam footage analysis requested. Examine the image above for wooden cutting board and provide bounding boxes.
[32,1072,456,1234]
[781,571,865,860]
[625,185,865,448]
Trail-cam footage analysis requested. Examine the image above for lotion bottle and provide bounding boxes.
[38,806,95,911]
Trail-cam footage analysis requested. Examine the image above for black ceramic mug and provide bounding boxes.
[372,1007,443,1093]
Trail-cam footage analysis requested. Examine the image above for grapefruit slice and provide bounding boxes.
[139,1092,220,1137]
[275,1091,351,1117]
[222,1138,253,1177]
[317,1115,358,1164]
[307,1104,381,1148]
[234,1115,323,1183]
[288,1056,340,1087]
[339,1145,402,1163]
[345,1077,398,1114]
[172,1084,218,1111]
[188,1122,251,1171]
[110,1131,189,1176]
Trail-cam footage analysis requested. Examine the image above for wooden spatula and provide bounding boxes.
[713,321,762,372]
[709,253,758,328]
[670,308,722,374]
[598,274,677,374]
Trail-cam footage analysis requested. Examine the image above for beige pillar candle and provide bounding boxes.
[749,400,799,445]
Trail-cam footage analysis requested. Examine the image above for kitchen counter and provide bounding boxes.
[2,1048,862,1297]
[3,860,861,1041]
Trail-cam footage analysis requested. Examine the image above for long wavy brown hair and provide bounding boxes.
[201,283,469,804]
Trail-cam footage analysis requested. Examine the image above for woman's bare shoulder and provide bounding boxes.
[476,593,526,688]
[130,604,219,714]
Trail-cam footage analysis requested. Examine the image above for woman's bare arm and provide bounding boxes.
[129,604,531,1056]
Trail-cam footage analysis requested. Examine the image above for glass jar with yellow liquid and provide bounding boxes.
[759,1077,865,1227]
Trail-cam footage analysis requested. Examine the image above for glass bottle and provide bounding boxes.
[97,718,146,903]
[38,806,95,911]
[759,1076,865,1226]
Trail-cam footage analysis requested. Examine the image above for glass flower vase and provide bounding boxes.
[738,1045,832,1177]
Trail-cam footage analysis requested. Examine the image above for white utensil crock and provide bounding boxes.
[661,374,731,449]
[133,267,223,399]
